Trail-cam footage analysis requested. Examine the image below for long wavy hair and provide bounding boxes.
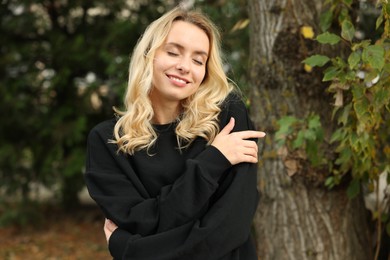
[113,6,234,154]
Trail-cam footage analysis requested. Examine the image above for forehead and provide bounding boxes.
[164,21,210,54]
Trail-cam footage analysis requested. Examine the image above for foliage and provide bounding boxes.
[276,0,390,246]
[0,0,155,212]
[0,0,249,224]
[275,114,325,167]
[305,0,389,191]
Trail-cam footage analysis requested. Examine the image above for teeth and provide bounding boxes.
[170,76,186,84]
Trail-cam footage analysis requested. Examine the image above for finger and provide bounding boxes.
[106,219,117,231]
[235,130,266,139]
[240,145,258,157]
[242,140,258,152]
[242,146,258,158]
[240,153,258,163]
[219,117,235,135]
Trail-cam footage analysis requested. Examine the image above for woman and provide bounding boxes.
[85,6,265,260]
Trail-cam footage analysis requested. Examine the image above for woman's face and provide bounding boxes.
[150,20,210,105]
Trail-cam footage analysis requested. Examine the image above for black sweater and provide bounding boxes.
[85,94,259,260]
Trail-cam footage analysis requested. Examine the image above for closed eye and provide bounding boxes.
[193,59,204,66]
[167,51,179,56]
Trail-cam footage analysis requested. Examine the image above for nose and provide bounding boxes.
[176,57,190,73]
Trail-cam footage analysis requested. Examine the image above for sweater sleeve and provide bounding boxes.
[105,94,260,259]
[110,164,258,260]
[85,120,232,237]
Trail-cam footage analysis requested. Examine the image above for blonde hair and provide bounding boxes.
[113,6,234,154]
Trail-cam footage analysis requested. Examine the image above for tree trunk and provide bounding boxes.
[247,0,373,259]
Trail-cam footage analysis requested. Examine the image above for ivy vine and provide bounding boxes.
[275,0,390,251]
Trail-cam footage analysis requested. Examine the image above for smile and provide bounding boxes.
[168,75,189,84]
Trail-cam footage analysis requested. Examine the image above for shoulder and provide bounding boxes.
[222,91,245,107]
[88,118,117,143]
[219,91,254,131]
[219,91,248,118]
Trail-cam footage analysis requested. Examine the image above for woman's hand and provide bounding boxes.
[211,117,266,165]
[104,218,118,244]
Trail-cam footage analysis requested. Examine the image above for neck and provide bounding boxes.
[151,101,181,125]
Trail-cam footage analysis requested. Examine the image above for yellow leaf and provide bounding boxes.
[304,63,313,72]
[231,19,250,32]
[301,26,315,39]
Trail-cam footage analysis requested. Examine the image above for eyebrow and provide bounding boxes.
[165,42,209,58]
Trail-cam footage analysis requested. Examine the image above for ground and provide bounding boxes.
[0,205,111,260]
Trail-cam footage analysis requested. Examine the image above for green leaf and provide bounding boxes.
[362,45,385,71]
[354,98,370,121]
[335,147,352,165]
[365,72,379,86]
[338,103,352,126]
[330,128,344,143]
[308,115,321,129]
[325,176,335,189]
[376,13,384,29]
[316,32,341,45]
[344,70,356,81]
[349,132,360,150]
[323,66,339,81]
[347,178,360,199]
[374,88,390,108]
[302,55,330,67]
[277,116,298,129]
[334,57,348,68]
[352,84,365,99]
[348,51,361,70]
[319,9,333,32]
[354,97,371,135]
[352,40,372,51]
[304,129,316,141]
[339,8,351,27]
[341,20,355,42]
[293,131,305,149]
[275,116,298,141]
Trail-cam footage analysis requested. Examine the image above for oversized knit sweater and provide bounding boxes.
[85,94,259,260]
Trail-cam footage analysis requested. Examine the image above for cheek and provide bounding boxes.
[153,58,163,73]
[153,52,170,71]
[195,67,207,84]
[152,60,168,83]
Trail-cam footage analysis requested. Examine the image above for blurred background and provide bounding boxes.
[1,0,389,259]
[0,0,249,259]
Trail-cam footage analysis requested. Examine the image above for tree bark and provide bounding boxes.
[247,0,372,259]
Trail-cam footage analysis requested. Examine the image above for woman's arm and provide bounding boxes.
[85,122,232,236]
[108,162,258,260]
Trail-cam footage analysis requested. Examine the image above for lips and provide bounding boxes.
[167,74,190,86]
